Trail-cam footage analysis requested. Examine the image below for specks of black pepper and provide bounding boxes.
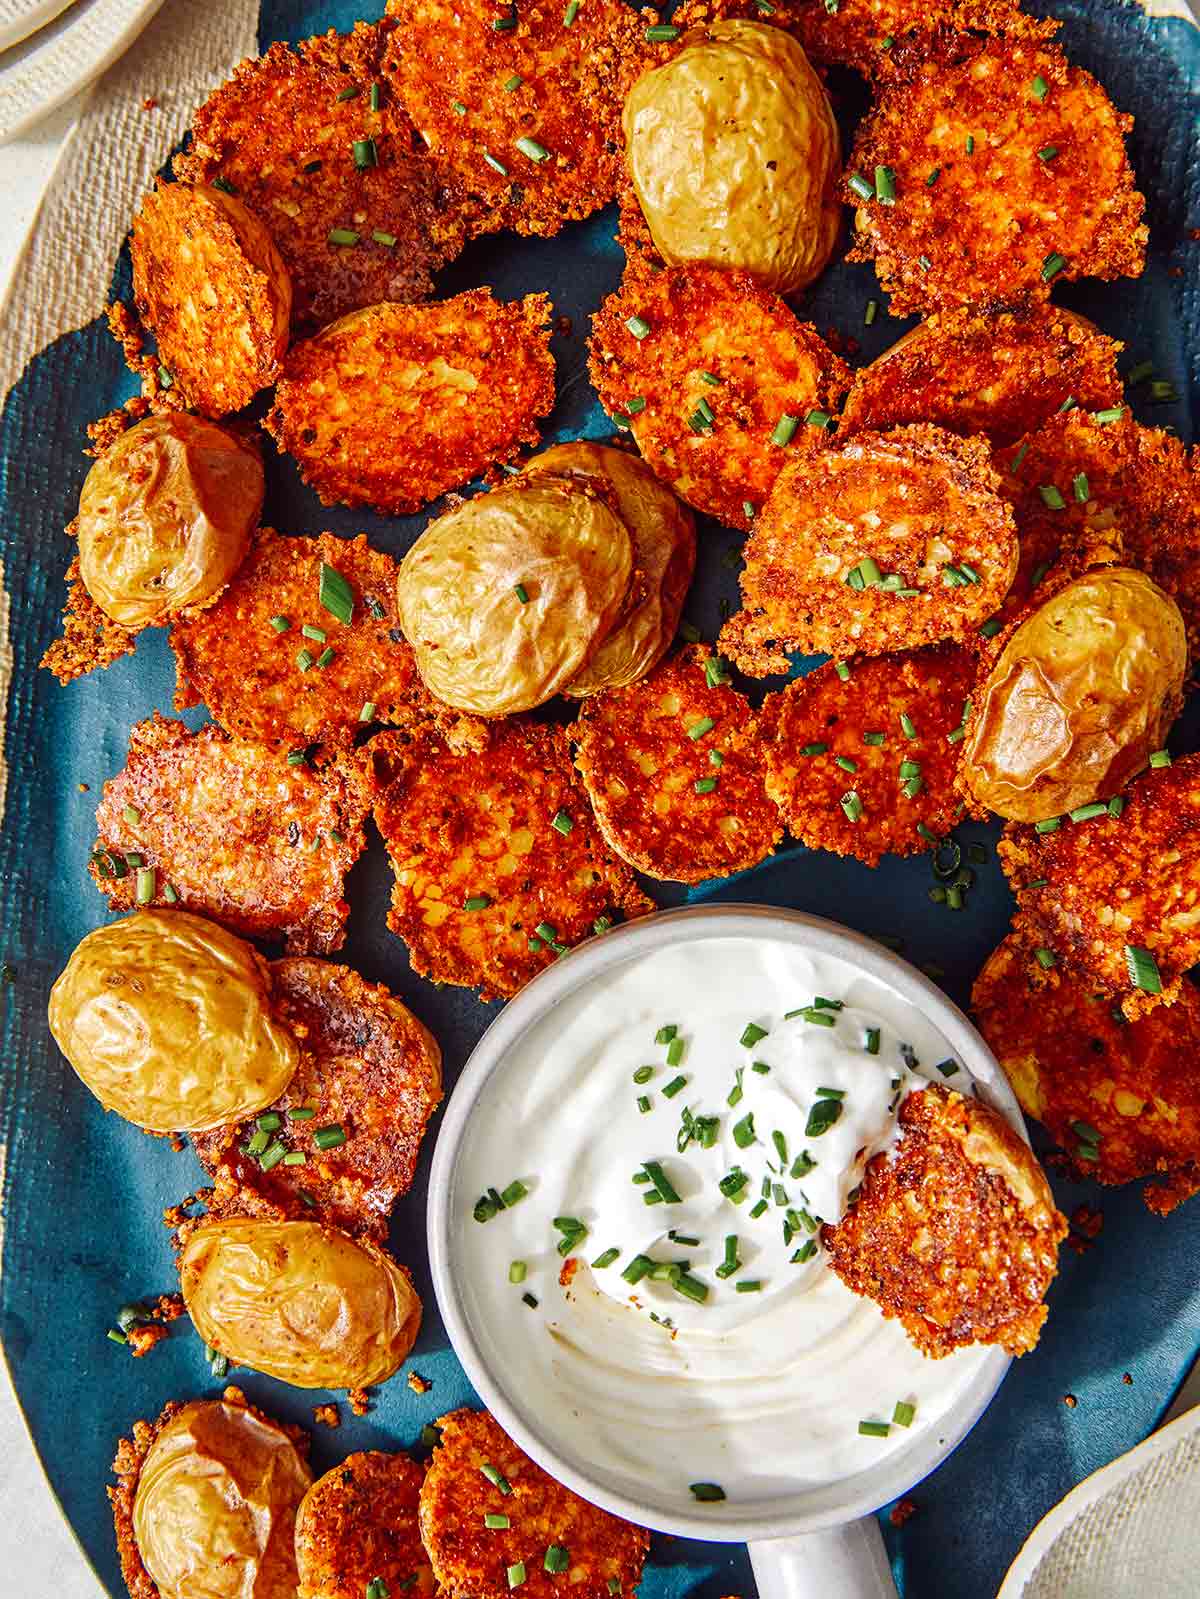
[765,159,777,172]
[1089,1037,1106,1055]
[388,627,404,644]
[287,822,300,847]
[354,1029,370,1050]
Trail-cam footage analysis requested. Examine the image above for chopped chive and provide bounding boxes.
[645,22,680,39]
[735,1279,763,1293]
[507,1563,526,1589]
[864,1027,881,1055]
[315,646,335,669]
[135,867,155,905]
[1150,749,1172,769]
[1069,802,1106,822]
[805,409,833,430]
[771,413,799,447]
[335,84,360,102]
[1125,945,1162,994]
[352,137,378,170]
[296,648,314,672]
[666,1036,685,1066]
[1032,73,1050,100]
[656,1023,678,1044]
[801,742,829,756]
[544,1548,570,1574]
[673,1272,709,1303]
[516,136,550,162]
[269,614,290,633]
[690,1482,726,1501]
[740,1022,768,1048]
[328,227,359,246]
[591,1247,620,1269]
[484,150,509,175]
[313,1124,346,1150]
[551,809,574,835]
[486,1513,511,1529]
[874,165,896,203]
[563,0,580,20]
[805,1098,843,1137]
[162,882,179,904]
[694,776,718,794]
[835,755,857,773]
[865,299,878,325]
[451,99,468,114]
[719,1167,749,1200]
[1041,251,1067,282]
[643,1160,682,1204]
[637,1095,651,1114]
[625,314,651,339]
[1038,144,1059,162]
[259,1140,287,1171]
[964,134,975,154]
[847,173,874,202]
[835,661,851,681]
[500,1179,528,1207]
[687,716,715,740]
[633,1066,654,1084]
[1035,816,1062,833]
[1039,484,1066,509]
[358,701,376,724]
[1073,471,1090,502]
[893,1401,916,1427]
[522,1292,538,1308]
[859,1420,891,1438]
[288,1106,316,1121]
[622,1254,654,1284]
[1094,406,1126,423]
[663,1075,687,1098]
[841,790,863,824]
[934,1058,959,1077]
[732,1113,756,1148]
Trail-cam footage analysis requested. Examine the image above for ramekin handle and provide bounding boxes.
[748,1517,897,1598]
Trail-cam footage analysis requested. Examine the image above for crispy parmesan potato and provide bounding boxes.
[998,754,1200,1020]
[960,568,1186,823]
[175,23,469,332]
[194,956,442,1240]
[719,425,1016,674]
[419,1408,650,1599]
[41,557,138,684]
[840,306,1123,447]
[523,443,697,696]
[571,646,781,882]
[381,0,653,237]
[973,935,1200,1214]
[368,722,653,1001]
[89,715,371,955]
[845,41,1147,315]
[296,1453,435,1599]
[588,265,852,529]
[823,1083,1066,1357]
[998,411,1200,657]
[761,646,975,866]
[264,291,555,513]
[669,0,1056,81]
[396,476,634,716]
[170,529,484,752]
[179,1216,421,1389]
[110,1393,311,1599]
[130,181,292,417]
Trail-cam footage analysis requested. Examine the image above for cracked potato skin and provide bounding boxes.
[845,40,1147,315]
[90,715,371,955]
[170,529,484,752]
[998,755,1200,1021]
[823,1084,1066,1358]
[296,1452,435,1599]
[571,646,782,883]
[194,956,442,1241]
[419,1408,649,1599]
[588,264,851,529]
[130,181,292,418]
[381,0,654,238]
[368,722,653,1001]
[840,305,1123,448]
[175,24,469,332]
[719,424,1017,674]
[264,290,556,513]
[761,645,975,866]
[973,935,1200,1214]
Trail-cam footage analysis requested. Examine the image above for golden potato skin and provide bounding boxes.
[47,911,298,1134]
[296,1452,435,1599]
[397,477,634,716]
[130,1397,311,1599]
[131,181,292,417]
[420,1408,650,1599]
[75,414,262,630]
[625,21,839,293]
[962,568,1186,822]
[522,443,697,696]
[179,1217,421,1389]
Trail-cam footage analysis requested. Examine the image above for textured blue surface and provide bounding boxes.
[1,2,1198,1596]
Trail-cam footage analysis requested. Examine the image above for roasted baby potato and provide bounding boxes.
[845,40,1147,315]
[194,956,443,1240]
[839,306,1123,448]
[719,424,1017,674]
[179,1217,421,1389]
[396,476,634,716]
[296,1451,435,1599]
[264,290,555,514]
[624,20,839,294]
[119,1395,310,1599]
[823,1084,1067,1357]
[47,911,298,1134]
[961,568,1186,822]
[761,645,976,866]
[588,264,851,529]
[973,934,1200,1214]
[131,181,292,417]
[522,443,696,696]
[419,1408,650,1599]
[571,645,782,881]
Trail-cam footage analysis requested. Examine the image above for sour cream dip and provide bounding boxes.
[448,928,1001,1517]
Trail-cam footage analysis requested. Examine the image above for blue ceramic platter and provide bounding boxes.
[2,1,1199,1594]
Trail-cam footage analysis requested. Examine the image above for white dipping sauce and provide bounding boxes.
[454,936,996,1507]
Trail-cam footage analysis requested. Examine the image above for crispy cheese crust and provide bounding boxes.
[368,722,653,1001]
[570,646,782,883]
[90,716,371,954]
[840,306,1123,447]
[997,755,1200,1020]
[193,958,442,1240]
[381,0,653,237]
[761,646,975,865]
[41,556,137,683]
[823,1084,1066,1357]
[130,181,291,417]
[296,1452,435,1599]
[846,41,1147,315]
[719,424,1016,674]
[973,935,1200,1214]
[170,529,485,752]
[264,290,556,513]
[174,24,468,332]
[997,411,1200,657]
[419,1408,649,1599]
[588,264,852,530]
